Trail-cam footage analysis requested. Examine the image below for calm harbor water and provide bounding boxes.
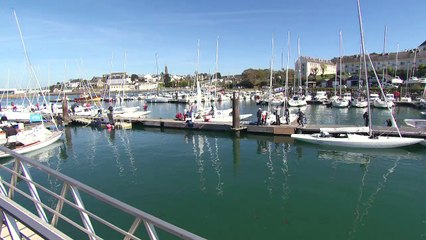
[1,100,426,239]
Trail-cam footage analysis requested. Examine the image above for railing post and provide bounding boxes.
[70,186,96,240]
[144,221,159,240]
[19,161,49,223]
[0,180,21,240]
[8,159,20,199]
[124,218,141,240]
[51,183,69,227]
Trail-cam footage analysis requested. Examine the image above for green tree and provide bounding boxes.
[238,79,254,88]
[131,74,139,81]
[311,67,319,80]
[213,72,222,79]
[164,74,172,87]
[320,63,327,77]
[417,64,426,77]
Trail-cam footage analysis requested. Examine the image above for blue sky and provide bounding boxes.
[0,0,425,88]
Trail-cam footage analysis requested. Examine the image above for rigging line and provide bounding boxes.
[365,51,402,137]
[13,10,58,128]
[356,0,373,137]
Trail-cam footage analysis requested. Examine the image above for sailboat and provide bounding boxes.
[291,0,423,148]
[331,31,350,108]
[351,46,368,108]
[283,32,298,124]
[288,37,307,107]
[373,31,395,109]
[202,37,252,123]
[0,10,64,158]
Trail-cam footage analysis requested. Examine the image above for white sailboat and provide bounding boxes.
[351,47,368,108]
[283,32,298,124]
[332,31,350,108]
[202,37,251,123]
[288,37,307,107]
[291,0,423,148]
[0,11,64,158]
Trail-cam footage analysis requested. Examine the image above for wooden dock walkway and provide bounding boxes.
[69,116,426,138]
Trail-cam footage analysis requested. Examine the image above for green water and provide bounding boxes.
[10,125,425,240]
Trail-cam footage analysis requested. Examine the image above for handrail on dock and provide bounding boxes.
[0,145,205,240]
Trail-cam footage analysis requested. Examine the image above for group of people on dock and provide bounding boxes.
[256,107,306,127]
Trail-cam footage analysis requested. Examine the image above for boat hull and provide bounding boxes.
[0,131,63,158]
[291,133,422,148]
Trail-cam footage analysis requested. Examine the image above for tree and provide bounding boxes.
[320,63,327,77]
[164,74,172,87]
[131,74,139,81]
[417,64,426,77]
[213,72,222,79]
[238,79,254,88]
[310,67,319,80]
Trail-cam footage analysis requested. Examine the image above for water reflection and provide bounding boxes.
[117,130,137,178]
[192,135,206,192]
[186,133,226,195]
[281,142,291,202]
[206,138,224,196]
[347,156,400,240]
[265,142,275,197]
[254,136,294,200]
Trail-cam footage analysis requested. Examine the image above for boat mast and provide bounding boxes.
[268,34,274,113]
[196,39,201,110]
[6,69,10,107]
[297,36,302,95]
[155,53,159,95]
[412,48,418,77]
[358,45,362,91]
[339,30,343,97]
[285,31,290,109]
[382,26,387,83]
[395,43,399,78]
[214,36,219,103]
[123,50,127,98]
[356,0,373,137]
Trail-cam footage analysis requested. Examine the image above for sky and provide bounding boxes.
[0,0,425,88]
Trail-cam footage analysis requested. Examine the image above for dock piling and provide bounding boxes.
[232,92,240,129]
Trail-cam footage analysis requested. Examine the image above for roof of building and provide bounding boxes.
[420,40,426,47]
[300,56,335,65]
[331,49,426,64]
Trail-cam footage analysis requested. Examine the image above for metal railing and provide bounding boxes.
[0,145,205,240]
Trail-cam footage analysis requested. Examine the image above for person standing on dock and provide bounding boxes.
[297,108,305,127]
[143,103,148,111]
[274,106,280,125]
[363,111,369,127]
[256,108,262,126]
[284,108,290,124]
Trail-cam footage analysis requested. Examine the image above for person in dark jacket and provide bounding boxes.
[256,108,262,126]
[363,111,369,127]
